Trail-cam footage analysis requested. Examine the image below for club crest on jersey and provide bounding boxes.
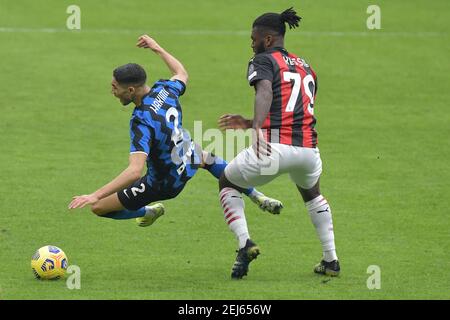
[283,56,309,68]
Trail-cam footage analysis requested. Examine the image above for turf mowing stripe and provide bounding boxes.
[0,27,446,37]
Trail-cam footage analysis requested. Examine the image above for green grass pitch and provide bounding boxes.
[0,0,449,299]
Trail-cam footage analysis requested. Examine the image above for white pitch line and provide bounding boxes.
[0,27,446,37]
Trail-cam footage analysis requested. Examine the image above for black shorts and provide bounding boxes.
[117,176,184,211]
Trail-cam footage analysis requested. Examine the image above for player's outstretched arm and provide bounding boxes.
[136,34,188,85]
[68,153,147,210]
[218,114,253,130]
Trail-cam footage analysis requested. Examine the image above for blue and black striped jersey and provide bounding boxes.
[129,79,199,192]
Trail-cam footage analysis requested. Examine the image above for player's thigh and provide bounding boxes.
[117,176,162,211]
[287,147,323,189]
[224,146,281,189]
[91,193,124,215]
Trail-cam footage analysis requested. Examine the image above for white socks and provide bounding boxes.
[305,195,338,262]
[219,187,250,248]
[219,188,337,259]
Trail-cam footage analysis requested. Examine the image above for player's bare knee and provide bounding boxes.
[219,173,246,193]
[199,151,207,168]
[297,184,321,203]
[201,151,216,169]
[90,203,104,216]
[219,174,243,191]
[219,173,229,190]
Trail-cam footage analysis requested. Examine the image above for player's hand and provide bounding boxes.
[136,35,162,52]
[68,194,99,210]
[218,114,251,130]
[252,128,272,159]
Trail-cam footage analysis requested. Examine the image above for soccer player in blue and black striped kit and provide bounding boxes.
[69,35,282,233]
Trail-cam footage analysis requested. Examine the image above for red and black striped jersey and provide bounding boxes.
[247,47,318,148]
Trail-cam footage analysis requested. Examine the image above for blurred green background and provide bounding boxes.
[0,0,448,299]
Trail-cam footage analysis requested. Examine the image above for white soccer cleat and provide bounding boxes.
[251,194,283,214]
[136,203,165,227]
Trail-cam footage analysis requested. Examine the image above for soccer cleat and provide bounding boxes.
[250,194,283,214]
[136,203,165,227]
[231,239,260,279]
[314,259,340,277]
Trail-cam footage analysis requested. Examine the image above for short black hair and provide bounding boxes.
[252,7,301,36]
[113,63,147,86]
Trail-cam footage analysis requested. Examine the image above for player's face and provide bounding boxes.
[251,27,267,54]
[111,77,135,106]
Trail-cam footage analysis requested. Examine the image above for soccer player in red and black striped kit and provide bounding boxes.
[218,8,340,279]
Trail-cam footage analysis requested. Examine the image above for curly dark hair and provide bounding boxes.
[113,63,147,86]
[252,7,301,36]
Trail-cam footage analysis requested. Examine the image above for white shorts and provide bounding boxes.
[224,143,322,190]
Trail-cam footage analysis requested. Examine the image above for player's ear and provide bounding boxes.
[264,34,273,48]
[128,86,135,94]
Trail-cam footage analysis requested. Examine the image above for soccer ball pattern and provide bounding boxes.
[31,245,68,280]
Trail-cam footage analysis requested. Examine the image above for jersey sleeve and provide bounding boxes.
[309,66,318,95]
[247,54,274,86]
[129,117,152,155]
[154,79,186,97]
